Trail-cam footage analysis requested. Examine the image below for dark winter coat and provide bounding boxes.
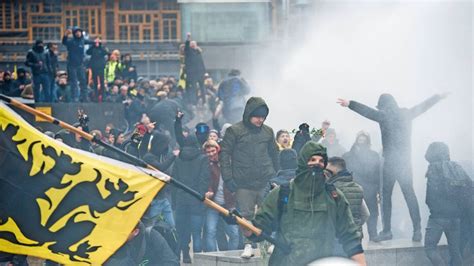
[327,171,365,228]
[104,224,179,266]
[343,136,381,189]
[217,76,250,118]
[184,40,206,82]
[121,60,138,82]
[424,142,472,218]
[149,98,180,133]
[86,44,108,71]
[219,97,280,190]
[25,44,51,75]
[292,130,312,155]
[62,27,92,67]
[253,142,363,265]
[172,136,209,212]
[47,49,59,77]
[348,94,442,159]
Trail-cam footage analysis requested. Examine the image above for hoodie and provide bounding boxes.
[25,41,50,75]
[253,142,363,265]
[424,142,472,218]
[172,135,209,211]
[219,97,279,190]
[62,27,91,67]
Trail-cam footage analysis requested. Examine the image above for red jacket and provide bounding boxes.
[208,159,236,209]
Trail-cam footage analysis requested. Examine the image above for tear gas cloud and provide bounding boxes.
[248,0,472,237]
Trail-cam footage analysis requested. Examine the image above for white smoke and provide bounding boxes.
[249,0,472,237]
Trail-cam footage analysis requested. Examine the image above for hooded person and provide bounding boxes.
[104,221,179,266]
[342,131,381,241]
[244,141,365,265]
[62,26,93,102]
[216,69,251,124]
[423,142,472,266]
[0,71,14,96]
[321,128,346,157]
[172,134,209,263]
[219,97,279,258]
[292,123,312,154]
[338,93,448,242]
[269,148,298,187]
[25,39,52,102]
[142,132,178,230]
[86,38,109,102]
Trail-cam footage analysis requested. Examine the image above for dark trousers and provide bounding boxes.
[91,68,105,102]
[361,183,380,238]
[185,78,203,105]
[67,64,88,102]
[425,217,463,266]
[175,205,204,255]
[381,159,421,232]
[32,73,51,102]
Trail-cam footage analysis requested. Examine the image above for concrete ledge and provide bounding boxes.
[194,239,449,266]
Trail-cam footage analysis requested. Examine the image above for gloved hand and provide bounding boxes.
[224,179,238,193]
[221,208,242,225]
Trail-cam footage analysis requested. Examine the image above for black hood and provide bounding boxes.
[425,142,450,163]
[376,93,399,111]
[72,27,83,39]
[33,40,44,53]
[150,132,170,156]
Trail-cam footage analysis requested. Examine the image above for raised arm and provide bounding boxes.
[409,94,447,119]
[174,111,186,147]
[62,29,72,46]
[338,98,383,122]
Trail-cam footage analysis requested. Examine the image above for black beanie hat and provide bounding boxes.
[279,149,298,170]
[250,105,269,118]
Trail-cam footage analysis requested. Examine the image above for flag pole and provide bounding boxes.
[0,94,291,254]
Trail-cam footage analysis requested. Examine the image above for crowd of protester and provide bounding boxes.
[0,28,472,266]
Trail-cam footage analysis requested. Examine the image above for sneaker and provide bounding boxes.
[241,244,254,258]
[372,231,393,242]
[412,229,422,242]
[267,244,275,254]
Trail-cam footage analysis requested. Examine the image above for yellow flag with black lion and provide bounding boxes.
[0,102,165,265]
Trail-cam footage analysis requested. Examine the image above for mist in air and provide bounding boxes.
[249,1,472,237]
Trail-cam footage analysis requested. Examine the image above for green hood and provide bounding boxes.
[294,141,328,196]
[242,97,269,128]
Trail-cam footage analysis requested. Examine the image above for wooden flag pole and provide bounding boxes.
[0,94,291,254]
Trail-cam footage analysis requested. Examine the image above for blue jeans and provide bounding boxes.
[143,198,175,228]
[176,206,204,253]
[67,64,87,102]
[32,73,51,102]
[205,207,240,251]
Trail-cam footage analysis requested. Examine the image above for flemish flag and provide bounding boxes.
[0,102,166,265]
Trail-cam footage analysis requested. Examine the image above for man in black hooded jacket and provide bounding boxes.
[337,93,447,242]
[423,142,471,266]
[25,40,52,102]
[62,27,93,102]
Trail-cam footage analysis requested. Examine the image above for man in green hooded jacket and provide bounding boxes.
[246,141,366,265]
[220,97,280,257]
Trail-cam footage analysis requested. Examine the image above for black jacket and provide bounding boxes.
[25,45,51,75]
[348,94,442,158]
[343,142,380,188]
[172,137,209,211]
[47,49,59,77]
[104,226,179,266]
[62,28,92,67]
[184,40,206,82]
[86,44,108,71]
